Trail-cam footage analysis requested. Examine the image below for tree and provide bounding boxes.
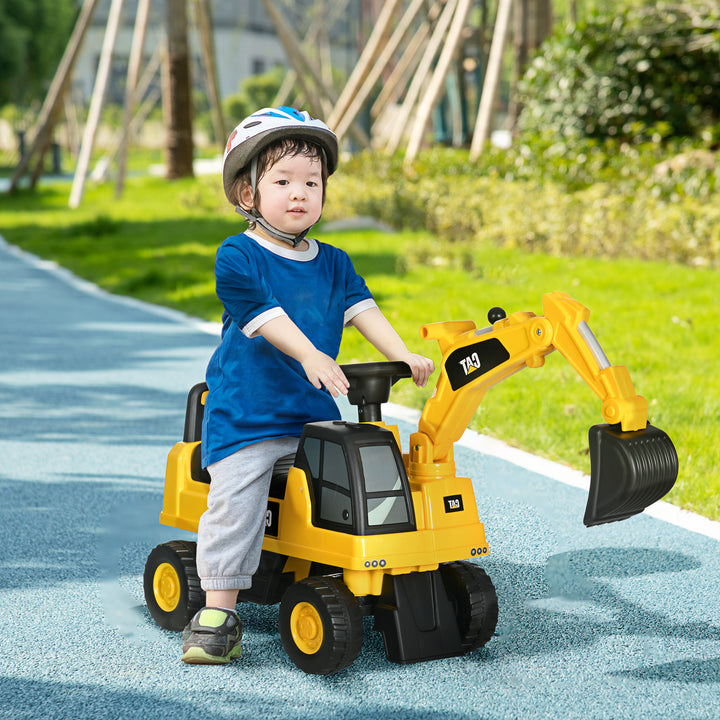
[163,0,194,178]
[518,1,720,143]
[0,0,76,106]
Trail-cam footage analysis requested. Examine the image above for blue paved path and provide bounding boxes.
[1,236,719,720]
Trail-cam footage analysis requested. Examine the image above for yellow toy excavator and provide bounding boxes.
[144,292,678,674]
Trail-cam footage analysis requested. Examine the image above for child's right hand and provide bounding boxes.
[300,349,350,398]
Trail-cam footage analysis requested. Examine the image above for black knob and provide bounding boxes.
[488,306,507,323]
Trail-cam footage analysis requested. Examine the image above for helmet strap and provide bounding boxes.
[234,206,310,248]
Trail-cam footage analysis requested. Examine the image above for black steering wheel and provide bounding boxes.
[339,361,412,422]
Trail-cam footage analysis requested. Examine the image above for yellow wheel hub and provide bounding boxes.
[290,602,324,654]
[153,562,181,612]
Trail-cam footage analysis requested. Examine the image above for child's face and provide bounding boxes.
[243,152,324,240]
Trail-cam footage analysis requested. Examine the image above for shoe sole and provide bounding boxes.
[181,643,243,665]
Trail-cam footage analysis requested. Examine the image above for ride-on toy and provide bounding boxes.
[144,292,678,674]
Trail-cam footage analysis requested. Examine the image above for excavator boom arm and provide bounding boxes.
[408,291,677,527]
[415,292,647,466]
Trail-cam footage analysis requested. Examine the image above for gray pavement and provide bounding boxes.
[1,235,719,720]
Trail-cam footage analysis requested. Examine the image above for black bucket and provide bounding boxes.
[584,423,679,527]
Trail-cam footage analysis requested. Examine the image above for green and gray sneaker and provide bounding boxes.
[181,607,243,665]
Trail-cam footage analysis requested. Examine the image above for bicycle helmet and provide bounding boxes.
[222,106,339,246]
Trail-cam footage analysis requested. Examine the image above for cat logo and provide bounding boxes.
[445,339,510,391]
[459,352,482,375]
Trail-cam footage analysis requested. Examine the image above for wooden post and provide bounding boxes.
[405,0,473,163]
[69,0,125,208]
[470,0,513,159]
[272,1,350,108]
[105,50,163,168]
[9,0,100,192]
[333,0,427,143]
[261,0,334,117]
[115,0,151,198]
[193,0,225,147]
[327,0,403,129]
[370,17,430,122]
[106,85,162,167]
[385,0,458,155]
[261,0,369,146]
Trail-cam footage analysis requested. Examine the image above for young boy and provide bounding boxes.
[181,106,434,664]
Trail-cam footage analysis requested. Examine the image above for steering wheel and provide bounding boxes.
[339,361,412,422]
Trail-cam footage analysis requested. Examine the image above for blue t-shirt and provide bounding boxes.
[201,230,376,467]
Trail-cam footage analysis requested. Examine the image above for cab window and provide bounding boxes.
[358,445,410,527]
[318,441,352,527]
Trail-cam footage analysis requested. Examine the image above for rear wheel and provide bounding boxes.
[279,576,363,675]
[144,540,205,631]
[440,561,498,651]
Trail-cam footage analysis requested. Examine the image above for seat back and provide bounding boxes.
[184,382,208,442]
[183,382,210,484]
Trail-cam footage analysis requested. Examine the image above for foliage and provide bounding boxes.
[222,67,286,128]
[0,0,76,107]
[518,1,720,144]
[324,144,720,269]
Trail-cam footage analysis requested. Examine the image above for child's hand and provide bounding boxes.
[401,353,435,388]
[300,349,350,398]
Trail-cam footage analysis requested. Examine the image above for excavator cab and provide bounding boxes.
[294,420,417,536]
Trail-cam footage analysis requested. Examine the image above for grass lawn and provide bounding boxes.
[1,175,717,520]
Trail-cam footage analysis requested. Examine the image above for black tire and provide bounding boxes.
[440,560,498,652]
[144,540,205,631]
[278,576,364,675]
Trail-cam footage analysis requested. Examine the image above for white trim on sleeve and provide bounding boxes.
[344,298,378,326]
[242,307,287,337]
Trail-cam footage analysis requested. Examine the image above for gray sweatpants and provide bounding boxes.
[196,436,299,592]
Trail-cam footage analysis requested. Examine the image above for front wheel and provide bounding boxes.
[144,540,205,631]
[440,561,498,651]
[279,576,363,675]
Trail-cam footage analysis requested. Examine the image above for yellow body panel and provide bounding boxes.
[160,442,488,598]
[262,467,487,571]
[160,441,208,532]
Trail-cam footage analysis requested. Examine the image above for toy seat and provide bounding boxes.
[182,382,293,496]
[184,382,211,484]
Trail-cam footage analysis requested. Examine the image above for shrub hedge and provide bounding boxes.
[324,142,720,270]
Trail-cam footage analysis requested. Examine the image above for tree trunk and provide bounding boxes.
[164,0,194,179]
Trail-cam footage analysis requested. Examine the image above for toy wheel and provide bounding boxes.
[279,576,363,675]
[144,540,205,631]
[440,561,498,651]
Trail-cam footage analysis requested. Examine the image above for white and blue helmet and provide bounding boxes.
[221,106,338,246]
[222,106,338,202]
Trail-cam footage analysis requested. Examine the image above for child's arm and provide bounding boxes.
[350,307,434,387]
[256,315,350,397]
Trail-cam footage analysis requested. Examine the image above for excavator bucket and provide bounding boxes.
[584,423,679,527]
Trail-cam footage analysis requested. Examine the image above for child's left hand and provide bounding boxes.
[401,353,435,388]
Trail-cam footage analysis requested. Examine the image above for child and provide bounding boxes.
[181,106,434,664]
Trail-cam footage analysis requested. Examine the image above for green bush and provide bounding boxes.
[518,1,720,144]
[324,144,720,269]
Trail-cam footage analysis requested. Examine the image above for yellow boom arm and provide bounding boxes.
[408,292,648,480]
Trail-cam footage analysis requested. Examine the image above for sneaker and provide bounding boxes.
[181,607,243,665]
